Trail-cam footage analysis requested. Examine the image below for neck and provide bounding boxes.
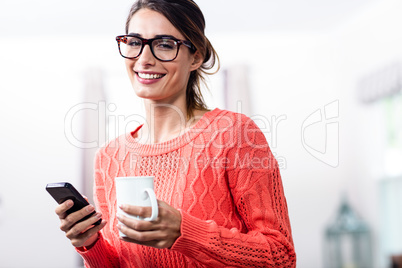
[138,102,191,144]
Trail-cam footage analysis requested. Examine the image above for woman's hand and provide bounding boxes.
[117,200,181,249]
[55,200,107,248]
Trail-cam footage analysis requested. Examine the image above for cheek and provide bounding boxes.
[167,67,187,88]
[176,66,192,85]
[125,60,135,80]
[125,59,134,70]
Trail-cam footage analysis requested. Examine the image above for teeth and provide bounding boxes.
[138,73,164,79]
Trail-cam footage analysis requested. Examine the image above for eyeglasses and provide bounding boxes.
[115,35,196,62]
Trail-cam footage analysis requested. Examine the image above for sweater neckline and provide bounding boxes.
[123,108,223,155]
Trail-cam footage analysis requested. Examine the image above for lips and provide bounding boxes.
[137,72,165,80]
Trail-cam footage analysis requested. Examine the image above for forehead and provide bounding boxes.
[128,8,184,39]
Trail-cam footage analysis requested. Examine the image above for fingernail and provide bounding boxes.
[86,205,95,213]
[119,204,125,210]
[66,200,74,207]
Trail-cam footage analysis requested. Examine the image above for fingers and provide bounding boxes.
[59,205,96,232]
[119,204,154,219]
[54,199,107,248]
[117,213,157,232]
[118,222,177,249]
[55,200,74,219]
[65,212,103,238]
[70,220,107,248]
[117,224,168,242]
[64,210,106,248]
[117,201,182,249]
[118,201,179,231]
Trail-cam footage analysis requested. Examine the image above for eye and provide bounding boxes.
[154,39,176,50]
[127,37,142,47]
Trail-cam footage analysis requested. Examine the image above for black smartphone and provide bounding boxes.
[46,182,101,225]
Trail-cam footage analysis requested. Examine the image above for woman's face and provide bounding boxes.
[125,8,201,104]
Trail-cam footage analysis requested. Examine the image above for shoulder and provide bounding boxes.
[94,132,132,159]
[206,108,269,148]
[205,108,256,130]
[212,108,264,133]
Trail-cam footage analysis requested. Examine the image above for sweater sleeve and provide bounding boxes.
[76,232,118,267]
[75,149,120,267]
[171,116,296,267]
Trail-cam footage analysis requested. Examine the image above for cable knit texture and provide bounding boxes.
[76,108,296,267]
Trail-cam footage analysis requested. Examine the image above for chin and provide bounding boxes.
[133,89,161,101]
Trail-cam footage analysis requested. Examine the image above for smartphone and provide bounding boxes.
[46,182,101,225]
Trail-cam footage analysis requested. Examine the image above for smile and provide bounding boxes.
[137,72,165,80]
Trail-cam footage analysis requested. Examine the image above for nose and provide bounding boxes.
[136,44,156,66]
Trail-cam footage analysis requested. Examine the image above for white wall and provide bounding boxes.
[0,36,131,267]
[0,38,86,267]
[330,0,402,266]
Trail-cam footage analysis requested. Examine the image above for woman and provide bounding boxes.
[55,0,296,267]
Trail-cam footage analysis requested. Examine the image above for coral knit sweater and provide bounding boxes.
[76,108,296,267]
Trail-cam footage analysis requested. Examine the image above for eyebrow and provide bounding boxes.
[127,33,178,39]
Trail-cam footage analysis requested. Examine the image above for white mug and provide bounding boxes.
[115,176,158,236]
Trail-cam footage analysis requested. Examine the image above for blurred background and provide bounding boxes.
[1,0,401,267]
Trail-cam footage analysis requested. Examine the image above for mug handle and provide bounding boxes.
[142,188,158,221]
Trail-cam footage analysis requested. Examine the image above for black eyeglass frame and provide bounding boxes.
[115,35,196,62]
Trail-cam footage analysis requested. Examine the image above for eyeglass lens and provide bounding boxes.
[119,36,179,61]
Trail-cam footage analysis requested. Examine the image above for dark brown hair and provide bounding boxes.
[125,0,220,118]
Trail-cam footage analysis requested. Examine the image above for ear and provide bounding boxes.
[189,51,204,71]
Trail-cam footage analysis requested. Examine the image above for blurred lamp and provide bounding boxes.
[325,196,372,268]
